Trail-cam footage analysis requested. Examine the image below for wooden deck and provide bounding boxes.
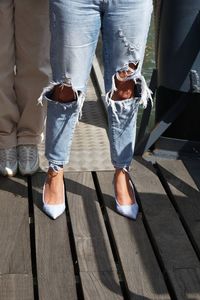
[0,157,200,300]
[1,65,200,299]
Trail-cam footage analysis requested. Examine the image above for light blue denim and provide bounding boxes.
[42,0,153,169]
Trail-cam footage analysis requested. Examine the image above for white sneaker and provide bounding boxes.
[18,145,39,175]
[0,147,18,176]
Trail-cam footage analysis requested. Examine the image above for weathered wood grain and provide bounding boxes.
[157,159,200,253]
[32,173,77,300]
[0,176,34,300]
[64,172,123,300]
[0,274,33,300]
[132,158,200,299]
[97,171,170,300]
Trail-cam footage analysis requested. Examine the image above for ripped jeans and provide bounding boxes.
[42,0,153,169]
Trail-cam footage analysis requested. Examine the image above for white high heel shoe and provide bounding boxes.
[42,182,66,220]
[114,168,139,220]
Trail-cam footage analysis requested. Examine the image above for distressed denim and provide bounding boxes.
[42,0,153,168]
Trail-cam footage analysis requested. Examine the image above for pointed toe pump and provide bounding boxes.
[114,168,139,220]
[42,182,66,220]
[115,198,139,220]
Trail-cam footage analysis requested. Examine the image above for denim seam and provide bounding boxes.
[109,107,118,165]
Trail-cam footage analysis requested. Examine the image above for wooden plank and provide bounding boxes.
[0,275,33,300]
[132,158,200,299]
[0,176,34,300]
[97,171,170,300]
[157,159,200,252]
[182,158,200,191]
[32,173,77,300]
[64,172,123,300]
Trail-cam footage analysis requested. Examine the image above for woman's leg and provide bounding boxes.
[42,0,101,207]
[102,0,153,207]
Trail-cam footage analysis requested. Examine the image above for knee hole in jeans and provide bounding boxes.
[112,63,139,101]
[51,84,77,103]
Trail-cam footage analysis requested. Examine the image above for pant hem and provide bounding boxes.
[17,135,42,146]
[0,133,17,149]
[0,143,17,150]
[47,159,69,166]
[113,163,131,169]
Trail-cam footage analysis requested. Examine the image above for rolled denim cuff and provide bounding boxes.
[49,162,63,172]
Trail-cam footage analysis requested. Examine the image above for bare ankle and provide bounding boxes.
[114,168,128,177]
[46,168,63,182]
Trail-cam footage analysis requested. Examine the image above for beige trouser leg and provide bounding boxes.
[0,0,50,149]
[0,0,19,149]
[15,0,51,146]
